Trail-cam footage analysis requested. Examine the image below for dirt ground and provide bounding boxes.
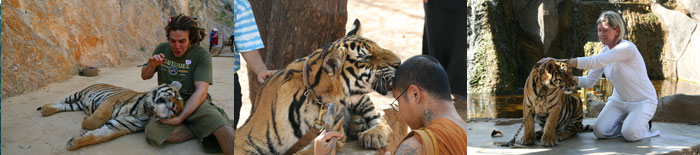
[1,0,425,154]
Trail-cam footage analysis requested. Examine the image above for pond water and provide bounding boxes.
[465,79,700,119]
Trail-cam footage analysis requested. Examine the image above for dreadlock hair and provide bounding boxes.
[165,14,206,45]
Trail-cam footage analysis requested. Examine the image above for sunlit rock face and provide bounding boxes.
[1,0,233,97]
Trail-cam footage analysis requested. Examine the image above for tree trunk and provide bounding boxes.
[247,0,348,104]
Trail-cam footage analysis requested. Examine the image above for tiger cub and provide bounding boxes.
[521,60,591,147]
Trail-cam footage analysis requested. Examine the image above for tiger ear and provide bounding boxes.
[323,48,345,76]
[539,62,553,85]
[346,19,361,36]
[169,81,182,91]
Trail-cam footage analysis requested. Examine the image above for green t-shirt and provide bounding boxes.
[152,42,213,101]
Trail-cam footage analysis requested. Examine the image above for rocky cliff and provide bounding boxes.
[1,0,233,97]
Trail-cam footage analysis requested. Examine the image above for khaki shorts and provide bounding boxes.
[145,100,232,154]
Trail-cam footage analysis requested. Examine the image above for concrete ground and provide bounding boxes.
[468,118,700,154]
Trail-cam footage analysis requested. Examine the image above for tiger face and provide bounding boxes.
[151,81,184,119]
[539,60,576,94]
[337,36,400,96]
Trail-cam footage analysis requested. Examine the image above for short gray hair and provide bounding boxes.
[597,11,626,43]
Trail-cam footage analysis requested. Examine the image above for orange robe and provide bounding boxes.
[402,118,468,155]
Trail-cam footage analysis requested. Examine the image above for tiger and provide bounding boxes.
[520,59,592,147]
[234,19,400,154]
[37,81,185,150]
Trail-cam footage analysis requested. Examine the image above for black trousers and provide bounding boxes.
[233,73,243,129]
[422,1,467,98]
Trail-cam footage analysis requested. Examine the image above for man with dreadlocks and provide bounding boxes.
[141,14,234,154]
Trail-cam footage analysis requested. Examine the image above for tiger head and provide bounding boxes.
[149,81,185,119]
[538,60,576,94]
[318,19,401,96]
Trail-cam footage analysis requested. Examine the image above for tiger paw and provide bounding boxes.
[358,122,391,149]
[346,114,368,139]
[541,133,558,147]
[520,134,535,145]
[66,136,81,151]
[37,104,60,117]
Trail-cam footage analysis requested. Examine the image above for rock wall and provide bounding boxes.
[467,0,544,94]
[651,1,700,84]
[1,0,233,98]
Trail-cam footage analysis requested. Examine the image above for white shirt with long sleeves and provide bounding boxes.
[576,40,657,103]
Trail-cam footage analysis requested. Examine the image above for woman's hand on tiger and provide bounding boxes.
[538,57,569,64]
[537,57,555,64]
[148,53,167,68]
[257,69,278,83]
[160,116,185,125]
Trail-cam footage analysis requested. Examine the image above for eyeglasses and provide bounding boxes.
[390,87,409,112]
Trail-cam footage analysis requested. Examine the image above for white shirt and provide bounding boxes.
[576,40,657,103]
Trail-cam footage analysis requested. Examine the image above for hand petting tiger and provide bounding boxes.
[520,59,592,147]
[234,19,399,154]
[37,81,184,150]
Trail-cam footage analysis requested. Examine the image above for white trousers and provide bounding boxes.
[593,98,660,141]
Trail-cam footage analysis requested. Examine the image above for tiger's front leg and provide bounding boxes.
[67,116,144,150]
[350,95,391,149]
[541,104,562,147]
[520,103,536,145]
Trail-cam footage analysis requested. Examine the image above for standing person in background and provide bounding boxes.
[230,0,277,129]
[421,0,468,98]
[209,28,219,53]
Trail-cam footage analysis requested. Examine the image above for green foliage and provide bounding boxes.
[215,11,233,26]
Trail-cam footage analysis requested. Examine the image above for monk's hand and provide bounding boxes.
[314,131,344,155]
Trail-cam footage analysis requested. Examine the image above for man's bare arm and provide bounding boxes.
[394,136,423,155]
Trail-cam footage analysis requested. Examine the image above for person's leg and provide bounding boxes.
[186,101,233,154]
[593,99,627,139]
[209,43,213,53]
[422,1,467,97]
[164,124,196,143]
[213,125,235,154]
[233,73,243,129]
[144,118,178,146]
[620,100,660,141]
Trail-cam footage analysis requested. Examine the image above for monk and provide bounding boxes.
[314,55,468,154]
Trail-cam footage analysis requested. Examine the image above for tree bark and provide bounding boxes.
[247,0,348,104]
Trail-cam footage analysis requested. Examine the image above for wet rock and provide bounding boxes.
[653,94,700,123]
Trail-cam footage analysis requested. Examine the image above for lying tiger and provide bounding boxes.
[234,19,400,154]
[37,81,184,150]
[521,60,591,147]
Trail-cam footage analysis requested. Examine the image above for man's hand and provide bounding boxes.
[160,116,185,126]
[257,69,278,83]
[148,53,167,67]
[314,131,344,155]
